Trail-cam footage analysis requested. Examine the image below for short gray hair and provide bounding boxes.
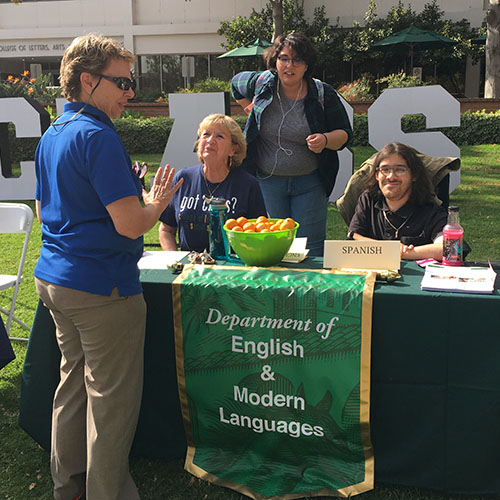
[59,33,134,101]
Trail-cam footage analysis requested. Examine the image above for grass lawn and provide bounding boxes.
[1,145,500,499]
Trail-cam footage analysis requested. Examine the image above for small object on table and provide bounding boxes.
[188,250,216,265]
[377,270,401,283]
[169,261,185,274]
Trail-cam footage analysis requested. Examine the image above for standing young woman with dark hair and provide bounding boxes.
[231,32,352,256]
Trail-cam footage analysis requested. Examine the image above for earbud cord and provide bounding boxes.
[51,76,103,127]
[258,77,303,181]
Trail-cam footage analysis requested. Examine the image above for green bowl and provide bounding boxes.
[224,219,299,267]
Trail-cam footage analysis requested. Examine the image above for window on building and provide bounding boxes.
[137,53,233,102]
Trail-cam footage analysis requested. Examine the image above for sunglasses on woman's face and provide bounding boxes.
[98,74,136,91]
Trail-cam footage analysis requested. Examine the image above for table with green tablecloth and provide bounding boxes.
[19,260,500,495]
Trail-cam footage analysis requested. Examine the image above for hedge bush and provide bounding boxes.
[7,117,174,162]
[112,117,173,154]
[351,111,500,147]
[7,110,500,162]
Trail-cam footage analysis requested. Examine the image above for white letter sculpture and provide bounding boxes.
[368,86,461,191]
[329,95,354,203]
[0,98,50,200]
[160,92,229,172]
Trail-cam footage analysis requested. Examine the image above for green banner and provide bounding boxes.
[173,265,375,499]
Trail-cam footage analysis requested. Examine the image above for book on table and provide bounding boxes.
[420,263,497,294]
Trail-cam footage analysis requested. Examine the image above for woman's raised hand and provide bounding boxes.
[143,164,183,210]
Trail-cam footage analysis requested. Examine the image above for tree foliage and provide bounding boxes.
[0,72,61,102]
[218,0,483,95]
[344,0,478,84]
[218,0,341,79]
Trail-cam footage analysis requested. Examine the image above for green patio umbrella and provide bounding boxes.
[471,34,486,45]
[217,38,272,59]
[371,25,458,71]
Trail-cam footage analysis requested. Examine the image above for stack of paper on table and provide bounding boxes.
[138,250,189,269]
[421,263,497,294]
[282,237,309,263]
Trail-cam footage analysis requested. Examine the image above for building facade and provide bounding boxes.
[0,0,487,96]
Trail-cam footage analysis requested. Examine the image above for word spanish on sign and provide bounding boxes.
[323,240,401,271]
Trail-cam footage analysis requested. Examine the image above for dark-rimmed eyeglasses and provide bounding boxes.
[376,166,410,177]
[277,55,305,66]
[97,74,136,91]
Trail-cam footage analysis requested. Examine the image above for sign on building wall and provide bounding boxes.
[0,40,70,58]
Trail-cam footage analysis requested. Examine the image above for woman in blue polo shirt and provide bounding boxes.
[34,34,181,500]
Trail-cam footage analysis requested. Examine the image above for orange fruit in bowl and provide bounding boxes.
[223,216,300,266]
[243,222,256,232]
[225,218,238,230]
[256,216,268,224]
[280,218,296,230]
[236,216,248,227]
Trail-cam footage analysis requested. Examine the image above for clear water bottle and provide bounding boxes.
[442,205,464,266]
[208,197,229,260]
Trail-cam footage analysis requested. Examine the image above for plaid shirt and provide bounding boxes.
[231,70,352,196]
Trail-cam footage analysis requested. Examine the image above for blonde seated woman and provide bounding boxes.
[159,113,267,252]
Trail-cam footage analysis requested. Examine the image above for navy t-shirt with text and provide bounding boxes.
[160,164,267,252]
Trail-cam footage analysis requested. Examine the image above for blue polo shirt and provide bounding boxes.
[35,102,143,296]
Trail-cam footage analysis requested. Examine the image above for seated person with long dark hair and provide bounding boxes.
[159,114,267,252]
[347,142,448,260]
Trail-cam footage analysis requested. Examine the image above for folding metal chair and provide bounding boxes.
[0,203,34,340]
